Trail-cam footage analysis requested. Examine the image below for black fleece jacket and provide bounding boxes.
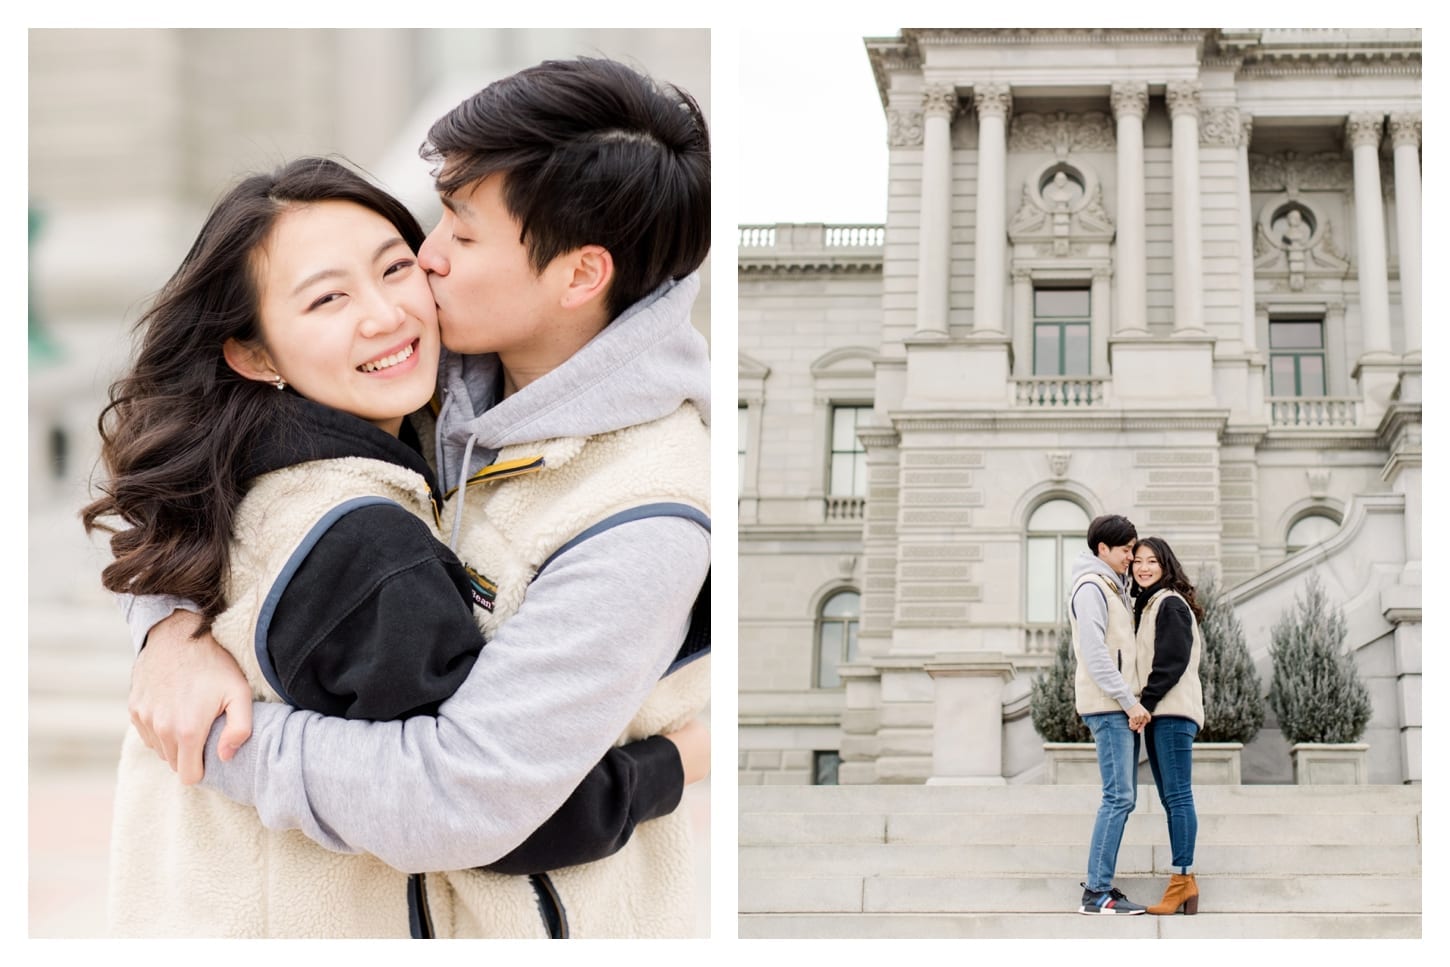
[245,394,683,874]
[1131,581,1195,716]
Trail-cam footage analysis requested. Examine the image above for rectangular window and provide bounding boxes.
[1033,287,1091,376]
[1025,536,1061,625]
[813,751,842,786]
[1269,319,1327,397]
[828,406,868,497]
[738,404,748,494]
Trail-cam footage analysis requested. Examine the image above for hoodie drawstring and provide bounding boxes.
[449,433,477,553]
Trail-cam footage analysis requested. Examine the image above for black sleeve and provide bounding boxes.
[267,501,687,870]
[1139,597,1194,712]
[482,734,685,875]
[265,502,484,720]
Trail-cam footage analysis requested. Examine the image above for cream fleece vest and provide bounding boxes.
[422,402,710,939]
[1135,589,1205,728]
[1069,572,1141,716]
[107,457,440,937]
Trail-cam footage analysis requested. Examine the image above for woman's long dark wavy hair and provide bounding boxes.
[1130,536,1204,622]
[81,157,427,633]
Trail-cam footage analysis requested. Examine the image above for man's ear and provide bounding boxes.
[558,245,614,311]
[222,337,278,384]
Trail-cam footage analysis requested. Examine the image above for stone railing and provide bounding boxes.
[738,223,885,251]
[1268,396,1362,428]
[1022,624,1063,655]
[824,495,867,521]
[1012,377,1107,408]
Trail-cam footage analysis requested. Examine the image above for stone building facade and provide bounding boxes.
[738,28,1421,786]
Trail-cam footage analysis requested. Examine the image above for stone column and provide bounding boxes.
[1389,112,1421,359]
[1347,113,1393,358]
[1091,267,1112,375]
[1110,81,1148,335]
[1166,81,1206,334]
[972,83,1012,335]
[914,84,957,338]
[1012,266,1033,363]
[1237,114,1258,352]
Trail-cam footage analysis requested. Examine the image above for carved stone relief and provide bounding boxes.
[1249,151,1353,193]
[1253,198,1350,291]
[1047,451,1071,480]
[1009,111,1115,156]
[887,109,925,147]
[1199,106,1242,147]
[1008,160,1115,255]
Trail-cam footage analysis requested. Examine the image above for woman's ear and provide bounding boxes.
[222,337,278,384]
[558,244,615,311]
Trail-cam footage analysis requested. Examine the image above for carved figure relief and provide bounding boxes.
[1007,161,1115,255]
[1253,200,1350,291]
[1249,151,1353,193]
[1047,451,1071,480]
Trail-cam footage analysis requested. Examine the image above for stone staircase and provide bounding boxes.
[739,784,1421,939]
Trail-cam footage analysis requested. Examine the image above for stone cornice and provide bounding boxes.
[738,257,883,277]
[886,409,1231,435]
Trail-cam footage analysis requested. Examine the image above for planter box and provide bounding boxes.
[1290,742,1370,784]
[1042,742,1098,784]
[1191,742,1244,785]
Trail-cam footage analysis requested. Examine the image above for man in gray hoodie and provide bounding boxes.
[122,57,711,928]
[1068,513,1152,915]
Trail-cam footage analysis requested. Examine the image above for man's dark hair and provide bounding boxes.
[422,56,710,320]
[1086,514,1137,553]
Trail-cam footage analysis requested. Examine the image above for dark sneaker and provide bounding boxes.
[1078,883,1147,915]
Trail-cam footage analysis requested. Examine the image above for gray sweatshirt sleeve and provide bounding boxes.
[197,515,709,873]
[1071,582,1136,711]
[119,592,199,654]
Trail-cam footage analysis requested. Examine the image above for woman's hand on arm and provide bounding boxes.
[129,609,253,784]
[664,717,710,785]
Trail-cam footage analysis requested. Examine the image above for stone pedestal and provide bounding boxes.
[903,336,1012,407]
[924,653,1015,784]
[1291,743,1370,784]
[1108,335,1216,406]
[1042,742,1099,784]
[1191,742,1244,785]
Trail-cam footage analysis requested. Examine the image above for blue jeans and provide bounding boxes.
[1145,717,1199,871]
[1083,712,1139,893]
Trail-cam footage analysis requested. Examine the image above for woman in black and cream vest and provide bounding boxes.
[1130,536,1206,917]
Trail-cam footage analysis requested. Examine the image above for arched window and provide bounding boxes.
[1286,512,1340,554]
[1025,499,1090,625]
[815,590,860,688]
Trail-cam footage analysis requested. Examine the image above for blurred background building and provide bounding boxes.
[28,27,710,937]
[737,28,1420,788]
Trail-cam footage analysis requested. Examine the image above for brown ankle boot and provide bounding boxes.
[1147,873,1199,915]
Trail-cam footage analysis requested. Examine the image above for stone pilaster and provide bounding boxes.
[1166,80,1206,334]
[972,83,1012,335]
[1237,114,1258,352]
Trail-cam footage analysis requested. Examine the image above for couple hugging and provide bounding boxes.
[1070,514,1204,917]
[83,56,711,938]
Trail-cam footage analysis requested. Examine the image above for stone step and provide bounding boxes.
[740,806,1420,847]
[739,783,1423,816]
[741,842,1422,877]
[738,873,1422,916]
[738,912,1423,940]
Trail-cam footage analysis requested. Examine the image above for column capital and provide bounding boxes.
[1109,81,1148,120]
[973,83,1012,121]
[1165,80,1202,119]
[921,84,959,120]
[1346,113,1384,149]
[1389,112,1422,149]
[1011,266,1033,283]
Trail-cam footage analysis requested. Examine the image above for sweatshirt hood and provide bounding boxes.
[243,393,443,512]
[433,271,708,486]
[1070,548,1129,592]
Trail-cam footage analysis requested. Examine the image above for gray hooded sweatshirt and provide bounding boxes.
[1068,548,1136,712]
[127,274,710,872]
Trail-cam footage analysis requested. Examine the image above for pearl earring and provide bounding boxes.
[271,374,286,391]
